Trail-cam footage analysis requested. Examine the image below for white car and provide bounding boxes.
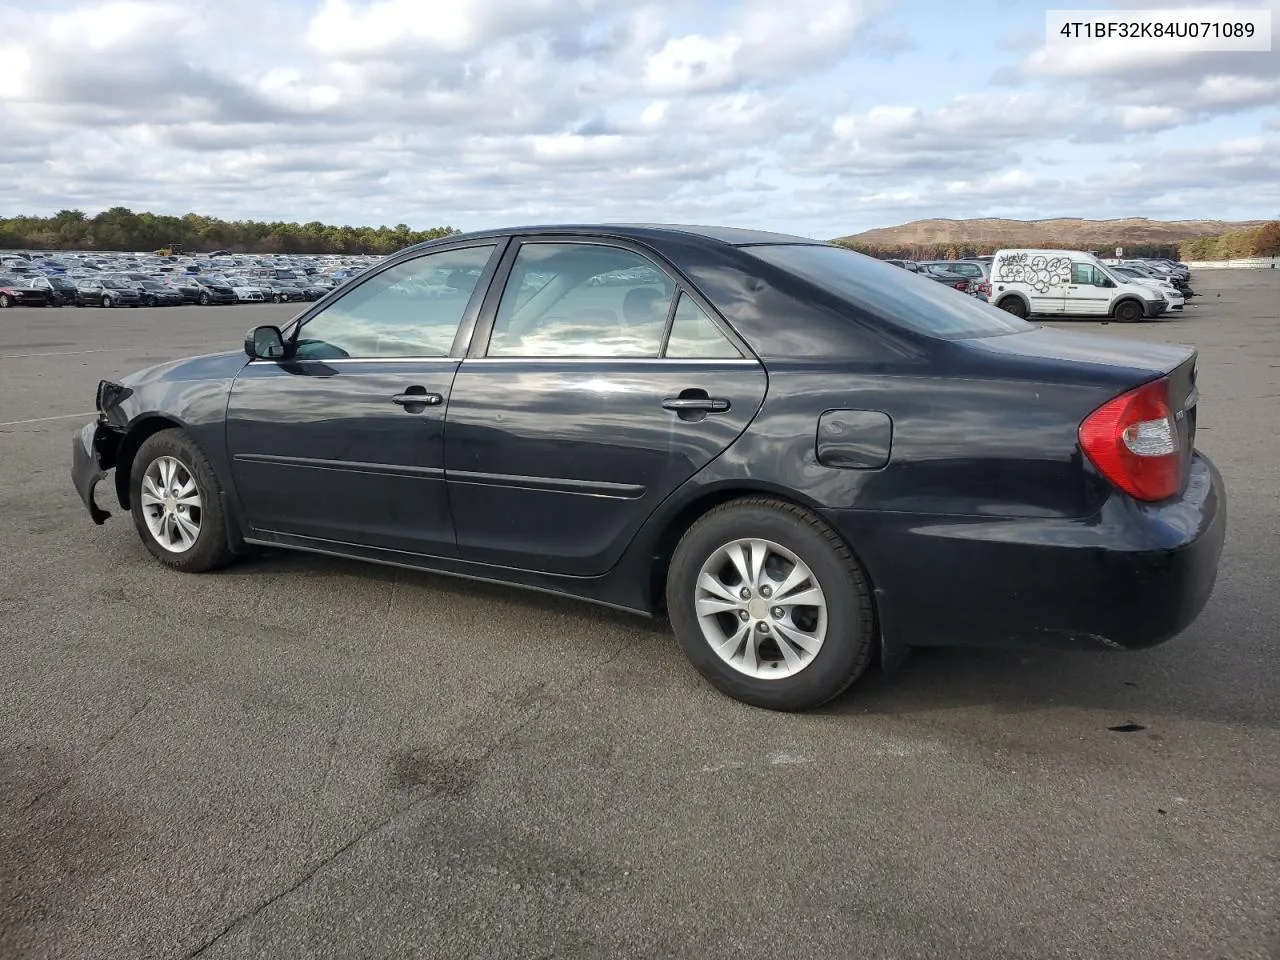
[1107,266,1185,311]
[223,277,266,302]
[990,249,1166,323]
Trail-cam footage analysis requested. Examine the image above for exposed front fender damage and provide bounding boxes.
[71,419,122,524]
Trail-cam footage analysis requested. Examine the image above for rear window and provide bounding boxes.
[747,244,1030,339]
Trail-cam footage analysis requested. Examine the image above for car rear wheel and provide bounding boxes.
[1113,300,1143,323]
[997,296,1028,318]
[666,497,875,711]
[129,429,236,573]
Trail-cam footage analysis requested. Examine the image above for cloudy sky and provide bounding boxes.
[1,0,1277,238]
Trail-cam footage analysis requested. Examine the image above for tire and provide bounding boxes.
[0,294,10,308]
[996,296,1028,318]
[102,296,113,308]
[199,292,210,305]
[666,497,875,712]
[272,293,282,303]
[1113,300,1143,323]
[129,429,236,573]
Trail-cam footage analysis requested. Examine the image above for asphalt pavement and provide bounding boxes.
[1,277,1278,960]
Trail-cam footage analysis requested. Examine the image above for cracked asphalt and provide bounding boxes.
[2,273,1278,960]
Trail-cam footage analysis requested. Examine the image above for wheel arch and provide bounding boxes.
[994,291,1029,313]
[643,482,886,665]
[112,415,188,510]
[1110,295,1147,317]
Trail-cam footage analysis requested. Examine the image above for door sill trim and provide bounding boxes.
[242,534,652,618]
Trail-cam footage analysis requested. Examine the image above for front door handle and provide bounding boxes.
[662,397,730,412]
[393,388,443,412]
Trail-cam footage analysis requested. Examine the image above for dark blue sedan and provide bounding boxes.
[71,225,1226,711]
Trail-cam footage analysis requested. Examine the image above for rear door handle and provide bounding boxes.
[662,397,730,412]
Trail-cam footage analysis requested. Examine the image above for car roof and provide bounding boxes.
[399,223,820,256]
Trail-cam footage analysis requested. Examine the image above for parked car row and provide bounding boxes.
[0,249,381,308]
[883,252,1195,321]
[884,257,994,300]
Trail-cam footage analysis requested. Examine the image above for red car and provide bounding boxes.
[0,276,50,308]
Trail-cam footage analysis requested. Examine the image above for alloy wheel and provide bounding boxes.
[139,456,203,553]
[694,537,828,679]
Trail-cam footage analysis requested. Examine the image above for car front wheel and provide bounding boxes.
[129,429,236,573]
[0,294,10,308]
[666,497,875,711]
[1114,300,1144,323]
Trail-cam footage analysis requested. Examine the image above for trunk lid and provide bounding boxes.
[959,326,1200,496]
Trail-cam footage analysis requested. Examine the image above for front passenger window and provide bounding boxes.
[293,245,495,360]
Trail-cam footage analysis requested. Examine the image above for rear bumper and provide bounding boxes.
[822,453,1227,652]
[71,420,121,524]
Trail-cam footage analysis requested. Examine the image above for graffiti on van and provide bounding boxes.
[994,253,1072,294]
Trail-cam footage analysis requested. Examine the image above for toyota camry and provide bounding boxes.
[71,225,1227,711]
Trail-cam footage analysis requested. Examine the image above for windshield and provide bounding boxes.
[1095,265,1128,286]
[747,244,1030,339]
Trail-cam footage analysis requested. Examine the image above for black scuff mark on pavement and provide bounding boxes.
[1108,722,1146,733]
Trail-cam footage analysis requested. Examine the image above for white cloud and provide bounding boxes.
[0,0,1275,238]
[645,34,743,93]
[306,0,590,57]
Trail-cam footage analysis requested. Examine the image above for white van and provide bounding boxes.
[989,249,1166,322]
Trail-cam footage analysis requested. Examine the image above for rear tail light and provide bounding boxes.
[977,280,991,295]
[1079,378,1181,502]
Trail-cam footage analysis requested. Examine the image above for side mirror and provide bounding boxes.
[245,325,286,360]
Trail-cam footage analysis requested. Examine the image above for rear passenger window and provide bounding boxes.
[487,243,674,358]
[664,294,741,359]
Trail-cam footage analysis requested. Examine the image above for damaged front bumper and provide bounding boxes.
[71,420,121,524]
[70,380,128,524]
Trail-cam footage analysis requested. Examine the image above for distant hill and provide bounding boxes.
[836,217,1266,249]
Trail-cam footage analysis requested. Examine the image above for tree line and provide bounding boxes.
[0,207,460,255]
[832,239,1185,261]
[1178,221,1280,261]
